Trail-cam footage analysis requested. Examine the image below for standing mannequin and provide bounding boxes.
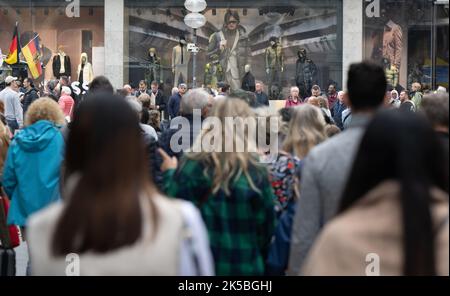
[204,61,223,89]
[172,36,190,87]
[241,64,255,92]
[265,37,284,100]
[77,53,94,86]
[382,20,403,88]
[147,48,162,85]
[207,10,248,91]
[295,48,318,99]
[52,46,71,79]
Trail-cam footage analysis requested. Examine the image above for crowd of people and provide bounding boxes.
[0,61,448,276]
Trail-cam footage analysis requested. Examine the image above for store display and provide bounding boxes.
[295,48,318,99]
[382,20,403,87]
[265,36,284,100]
[172,36,190,87]
[241,64,255,92]
[52,45,72,79]
[146,48,162,84]
[77,52,94,85]
[207,10,248,91]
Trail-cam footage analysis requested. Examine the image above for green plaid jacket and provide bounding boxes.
[163,158,276,276]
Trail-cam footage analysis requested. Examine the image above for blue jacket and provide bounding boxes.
[168,93,182,119]
[2,120,64,226]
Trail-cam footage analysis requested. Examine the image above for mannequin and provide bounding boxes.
[147,48,162,85]
[52,45,71,79]
[295,48,318,99]
[241,64,255,92]
[207,10,248,91]
[77,53,94,86]
[265,37,284,100]
[204,61,223,89]
[382,20,403,87]
[172,36,190,87]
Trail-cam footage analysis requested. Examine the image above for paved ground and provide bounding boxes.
[14,233,29,276]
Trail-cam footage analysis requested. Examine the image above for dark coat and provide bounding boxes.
[241,72,256,92]
[52,55,71,78]
[255,91,269,107]
[22,88,39,115]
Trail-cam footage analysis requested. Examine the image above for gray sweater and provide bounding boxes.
[0,87,23,127]
[288,114,371,275]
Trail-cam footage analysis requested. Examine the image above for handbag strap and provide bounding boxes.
[0,196,12,249]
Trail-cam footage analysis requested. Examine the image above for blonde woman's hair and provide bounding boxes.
[283,104,327,159]
[318,96,329,109]
[0,120,11,172]
[25,97,65,126]
[187,98,263,195]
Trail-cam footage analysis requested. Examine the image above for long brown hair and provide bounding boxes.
[52,94,158,255]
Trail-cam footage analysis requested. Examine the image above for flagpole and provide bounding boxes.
[22,34,40,49]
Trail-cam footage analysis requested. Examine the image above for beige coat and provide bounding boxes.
[302,181,449,276]
[27,194,186,276]
[172,45,190,69]
[77,53,94,84]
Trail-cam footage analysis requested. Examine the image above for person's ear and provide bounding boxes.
[343,92,352,108]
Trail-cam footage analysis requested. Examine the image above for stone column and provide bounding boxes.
[104,0,124,89]
[342,0,364,89]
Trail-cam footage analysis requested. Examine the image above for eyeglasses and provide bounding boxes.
[228,20,238,25]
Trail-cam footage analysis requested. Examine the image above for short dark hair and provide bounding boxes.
[347,61,387,111]
[24,77,34,88]
[139,80,147,86]
[89,76,114,95]
[150,81,159,87]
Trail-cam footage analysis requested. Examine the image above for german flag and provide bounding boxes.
[5,23,20,65]
[22,35,42,79]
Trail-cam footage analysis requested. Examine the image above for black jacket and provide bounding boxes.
[22,88,39,115]
[52,54,72,78]
[241,72,256,92]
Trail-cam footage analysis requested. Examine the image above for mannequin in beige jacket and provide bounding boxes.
[172,36,190,87]
[77,52,94,85]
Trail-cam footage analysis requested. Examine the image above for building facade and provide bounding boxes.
[0,0,448,93]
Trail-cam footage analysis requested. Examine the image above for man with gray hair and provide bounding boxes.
[159,88,212,159]
[167,83,187,119]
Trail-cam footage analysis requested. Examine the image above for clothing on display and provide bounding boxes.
[147,48,162,84]
[52,47,71,79]
[265,37,284,100]
[207,11,248,91]
[172,37,190,87]
[295,48,318,99]
[382,20,403,87]
[77,53,94,85]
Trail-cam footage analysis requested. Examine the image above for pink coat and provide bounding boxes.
[285,96,302,108]
[58,95,75,118]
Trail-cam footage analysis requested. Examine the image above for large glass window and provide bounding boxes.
[0,0,105,87]
[363,0,449,91]
[124,0,343,100]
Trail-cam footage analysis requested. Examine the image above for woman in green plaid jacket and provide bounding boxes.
[160,98,276,276]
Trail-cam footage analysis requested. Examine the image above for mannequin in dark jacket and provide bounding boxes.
[52,46,72,79]
[22,78,39,116]
[241,64,255,92]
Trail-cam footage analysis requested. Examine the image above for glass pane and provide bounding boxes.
[362,0,445,92]
[124,0,343,100]
[0,0,105,90]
